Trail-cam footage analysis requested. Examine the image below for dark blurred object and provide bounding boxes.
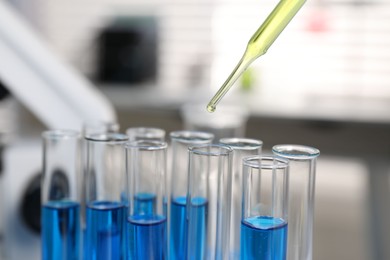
[0,80,10,101]
[3,140,42,259]
[0,79,10,178]
[97,16,158,84]
[20,172,41,234]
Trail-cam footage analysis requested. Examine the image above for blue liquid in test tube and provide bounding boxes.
[85,201,125,260]
[241,156,289,260]
[187,197,208,260]
[127,215,167,259]
[42,201,80,260]
[134,192,156,215]
[168,131,214,260]
[170,196,188,259]
[125,140,168,259]
[240,216,288,260]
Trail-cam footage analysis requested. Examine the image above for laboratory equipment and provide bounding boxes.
[84,133,128,260]
[2,139,42,260]
[241,155,289,260]
[80,121,120,247]
[0,2,116,129]
[126,127,166,141]
[0,2,117,259]
[187,144,232,260]
[169,131,214,259]
[272,144,320,260]
[207,0,307,112]
[125,140,168,259]
[181,104,248,141]
[219,138,263,259]
[83,121,120,137]
[41,130,81,260]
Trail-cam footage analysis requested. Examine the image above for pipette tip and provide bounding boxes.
[206,104,216,113]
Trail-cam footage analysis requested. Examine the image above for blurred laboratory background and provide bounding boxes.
[0,0,389,259]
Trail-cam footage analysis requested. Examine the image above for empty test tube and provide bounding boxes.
[126,127,166,141]
[272,144,320,260]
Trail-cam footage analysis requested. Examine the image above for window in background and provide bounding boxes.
[211,0,390,101]
[18,0,216,90]
[9,0,390,106]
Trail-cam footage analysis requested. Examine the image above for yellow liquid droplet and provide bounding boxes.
[207,104,216,113]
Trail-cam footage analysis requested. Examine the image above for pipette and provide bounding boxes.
[207,0,307,113]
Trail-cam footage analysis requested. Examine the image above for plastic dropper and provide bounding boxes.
[207,0,307,113]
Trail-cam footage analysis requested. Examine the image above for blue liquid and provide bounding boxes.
[85,201,125,260]
[120,192,128,206]
[127,215,167,259]
[240,216,287,260]
[169,196,187,260]
[187,197,208,260]
[134,192,156,215]
[42,201,80,260]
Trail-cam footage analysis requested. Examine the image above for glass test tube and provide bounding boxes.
[187,144,233,260]
[81,121,120,229]
[241,156,289,260]
[219,138,263,259]
[125,140,168,259]
[272,145,320,260]
[83,121,120,137]
[181,104,249,141]
[169,131,214,260]
[84,133,128,260]
[126,127,166,141]
[41,130,81,260]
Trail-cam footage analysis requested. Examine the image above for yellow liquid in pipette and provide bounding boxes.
[207,0,306,113]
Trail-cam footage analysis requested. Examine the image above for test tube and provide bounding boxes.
[125,140,168,259]
[84,133,128,260]
[83,121,120,137]
[272,145,320,260]
[126,127,166,141]
[187,144,233,260]
[81,121,120,231]
[169,131,214,259]
[219,138,263,259]
[41,130,81,260]
[181,104,249,141]
[241,156,289,260]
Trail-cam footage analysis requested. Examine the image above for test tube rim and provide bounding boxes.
[219,137,263,150]
[243,155,289,170]
[272,144,320,160]
[83,120,120,133]
[189,144,233,157]
[42,129,80,139]
[126,126,166,139]
[84,132,129,143]
[170,130,214,144]
[124,140,168,151]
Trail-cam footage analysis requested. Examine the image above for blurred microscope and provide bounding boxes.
[0,2,116,259]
